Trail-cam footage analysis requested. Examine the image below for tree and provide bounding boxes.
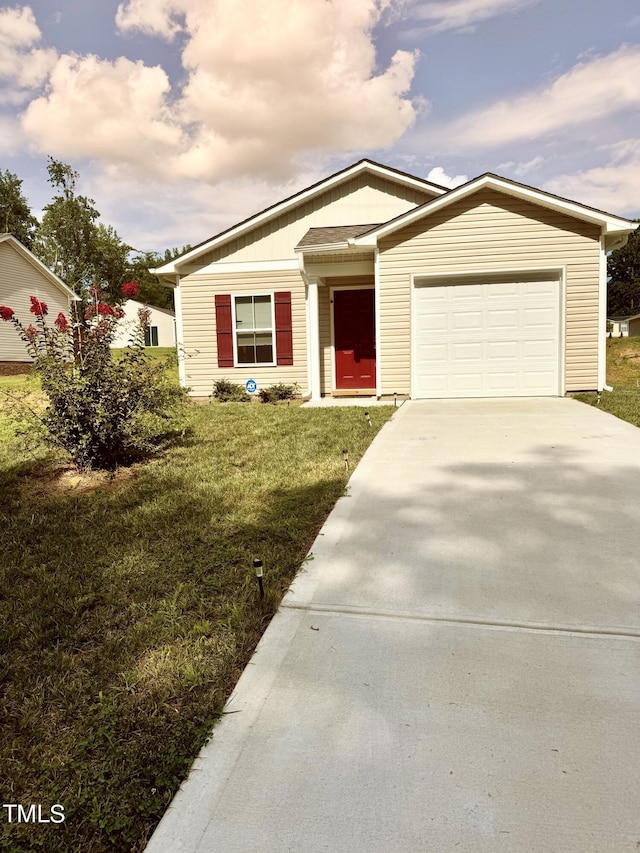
[608,222,640,315]
[33,157,100,294]
[127,246,191,311]
[92,223,133,304]
[0,283,185,470]
[0,170,38,248]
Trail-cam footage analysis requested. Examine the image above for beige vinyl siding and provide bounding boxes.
[378,190,601,395]
[185,175,435,268]
[0,242,72,362]
[180,268,306,396]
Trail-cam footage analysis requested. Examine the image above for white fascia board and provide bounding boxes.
[353,175,638,245]
[154,161,447,274]
[0,233,79,301]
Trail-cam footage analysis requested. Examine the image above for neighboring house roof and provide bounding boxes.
[152,159,448,276]
[351,174,638,248]
[296,224,382,249]
[0,233,79,301]
[125,298,175,317]
[620,314,640,322]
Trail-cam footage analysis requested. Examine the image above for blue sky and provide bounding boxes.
[1,0,639,254]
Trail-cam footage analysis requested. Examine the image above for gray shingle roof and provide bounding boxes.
[296,224,382,249]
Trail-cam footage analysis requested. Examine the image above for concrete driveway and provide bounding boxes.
[146,398,640,853]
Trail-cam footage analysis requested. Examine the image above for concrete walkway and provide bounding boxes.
[146,398,640,853]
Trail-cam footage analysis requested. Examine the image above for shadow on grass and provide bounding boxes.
[0,437,354,852]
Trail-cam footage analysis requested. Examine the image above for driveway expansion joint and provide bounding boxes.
[280,601,640,641]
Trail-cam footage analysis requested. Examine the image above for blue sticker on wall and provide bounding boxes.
[245,379,257,394]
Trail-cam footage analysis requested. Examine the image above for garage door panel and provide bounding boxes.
[453,342,483,361]
[486,372,519,392]
[487,340,519,360]
[487,309,518,330]
[523,307,556,328]
[452,311,483,331]
[413,276,560,398]
[523,339,556,358]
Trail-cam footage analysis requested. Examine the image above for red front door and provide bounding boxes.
[334,288,376,390]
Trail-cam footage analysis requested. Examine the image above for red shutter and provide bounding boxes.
[215,294,234,368]
[274,291,293,366]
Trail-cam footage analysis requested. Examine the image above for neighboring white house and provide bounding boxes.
[0,233,78,363]
[110,299,176,349]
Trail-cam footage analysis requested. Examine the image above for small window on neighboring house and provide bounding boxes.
[145,326,159,347]
[234,295,274,365]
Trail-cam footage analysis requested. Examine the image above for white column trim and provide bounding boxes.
[306,276,321,400]
[374,248,381,398]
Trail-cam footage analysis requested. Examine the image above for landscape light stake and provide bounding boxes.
[253,558,264,599]
[364,410,372,427]
[343,449,349,471]
[394,392,397,408]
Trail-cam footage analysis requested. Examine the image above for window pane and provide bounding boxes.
[237,332,256,364]
[151,326,159,347]
[253,295,272,329]
[235,296,253,328]
[255,332,273,363]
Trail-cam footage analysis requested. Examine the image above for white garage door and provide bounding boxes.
[413,276,560,398]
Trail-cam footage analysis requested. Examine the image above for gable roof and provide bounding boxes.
[152,159,447,276]
[0,233,79,301]
[352,173,638,247]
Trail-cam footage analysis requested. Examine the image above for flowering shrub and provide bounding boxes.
[1,282,185,470]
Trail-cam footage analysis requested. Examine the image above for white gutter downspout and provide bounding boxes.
[599,234,612,392]
[374,247,382,398]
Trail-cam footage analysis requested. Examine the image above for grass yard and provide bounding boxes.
[0,390,394,852]
[574,336,640,426]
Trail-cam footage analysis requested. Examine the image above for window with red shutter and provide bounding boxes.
[217,292,294,368]
[274,291,293,366]
[215,294,234,367]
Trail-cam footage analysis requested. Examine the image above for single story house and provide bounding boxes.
[625,315,640,337]
[0,233,78,364]
[110,299,176,349]
[607,317,630,337]
[152,160,638,400]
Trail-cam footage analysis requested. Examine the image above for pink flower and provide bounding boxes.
[97,303,114,317]
[29,296,48,317]
[84,304,96,320]
[137,306,151,328]
[115,307,125,319]
[0,306,14,321]
[121,281,139,299]
[54,312,71,334]
[25,325,38,340]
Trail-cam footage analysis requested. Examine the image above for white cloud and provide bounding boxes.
[427,166,468,187]
[22,54,184,167]
[543,141,640,216]
[19,0,421,182]
[400,0,538,35]
[0,6,56,92]
[0,114,25,155]
[427,45,640,152]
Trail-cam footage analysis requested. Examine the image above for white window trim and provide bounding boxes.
[231,292,277,368]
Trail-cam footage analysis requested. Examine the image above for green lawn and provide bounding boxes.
[574,336,640,426]
[0,394,394,852]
